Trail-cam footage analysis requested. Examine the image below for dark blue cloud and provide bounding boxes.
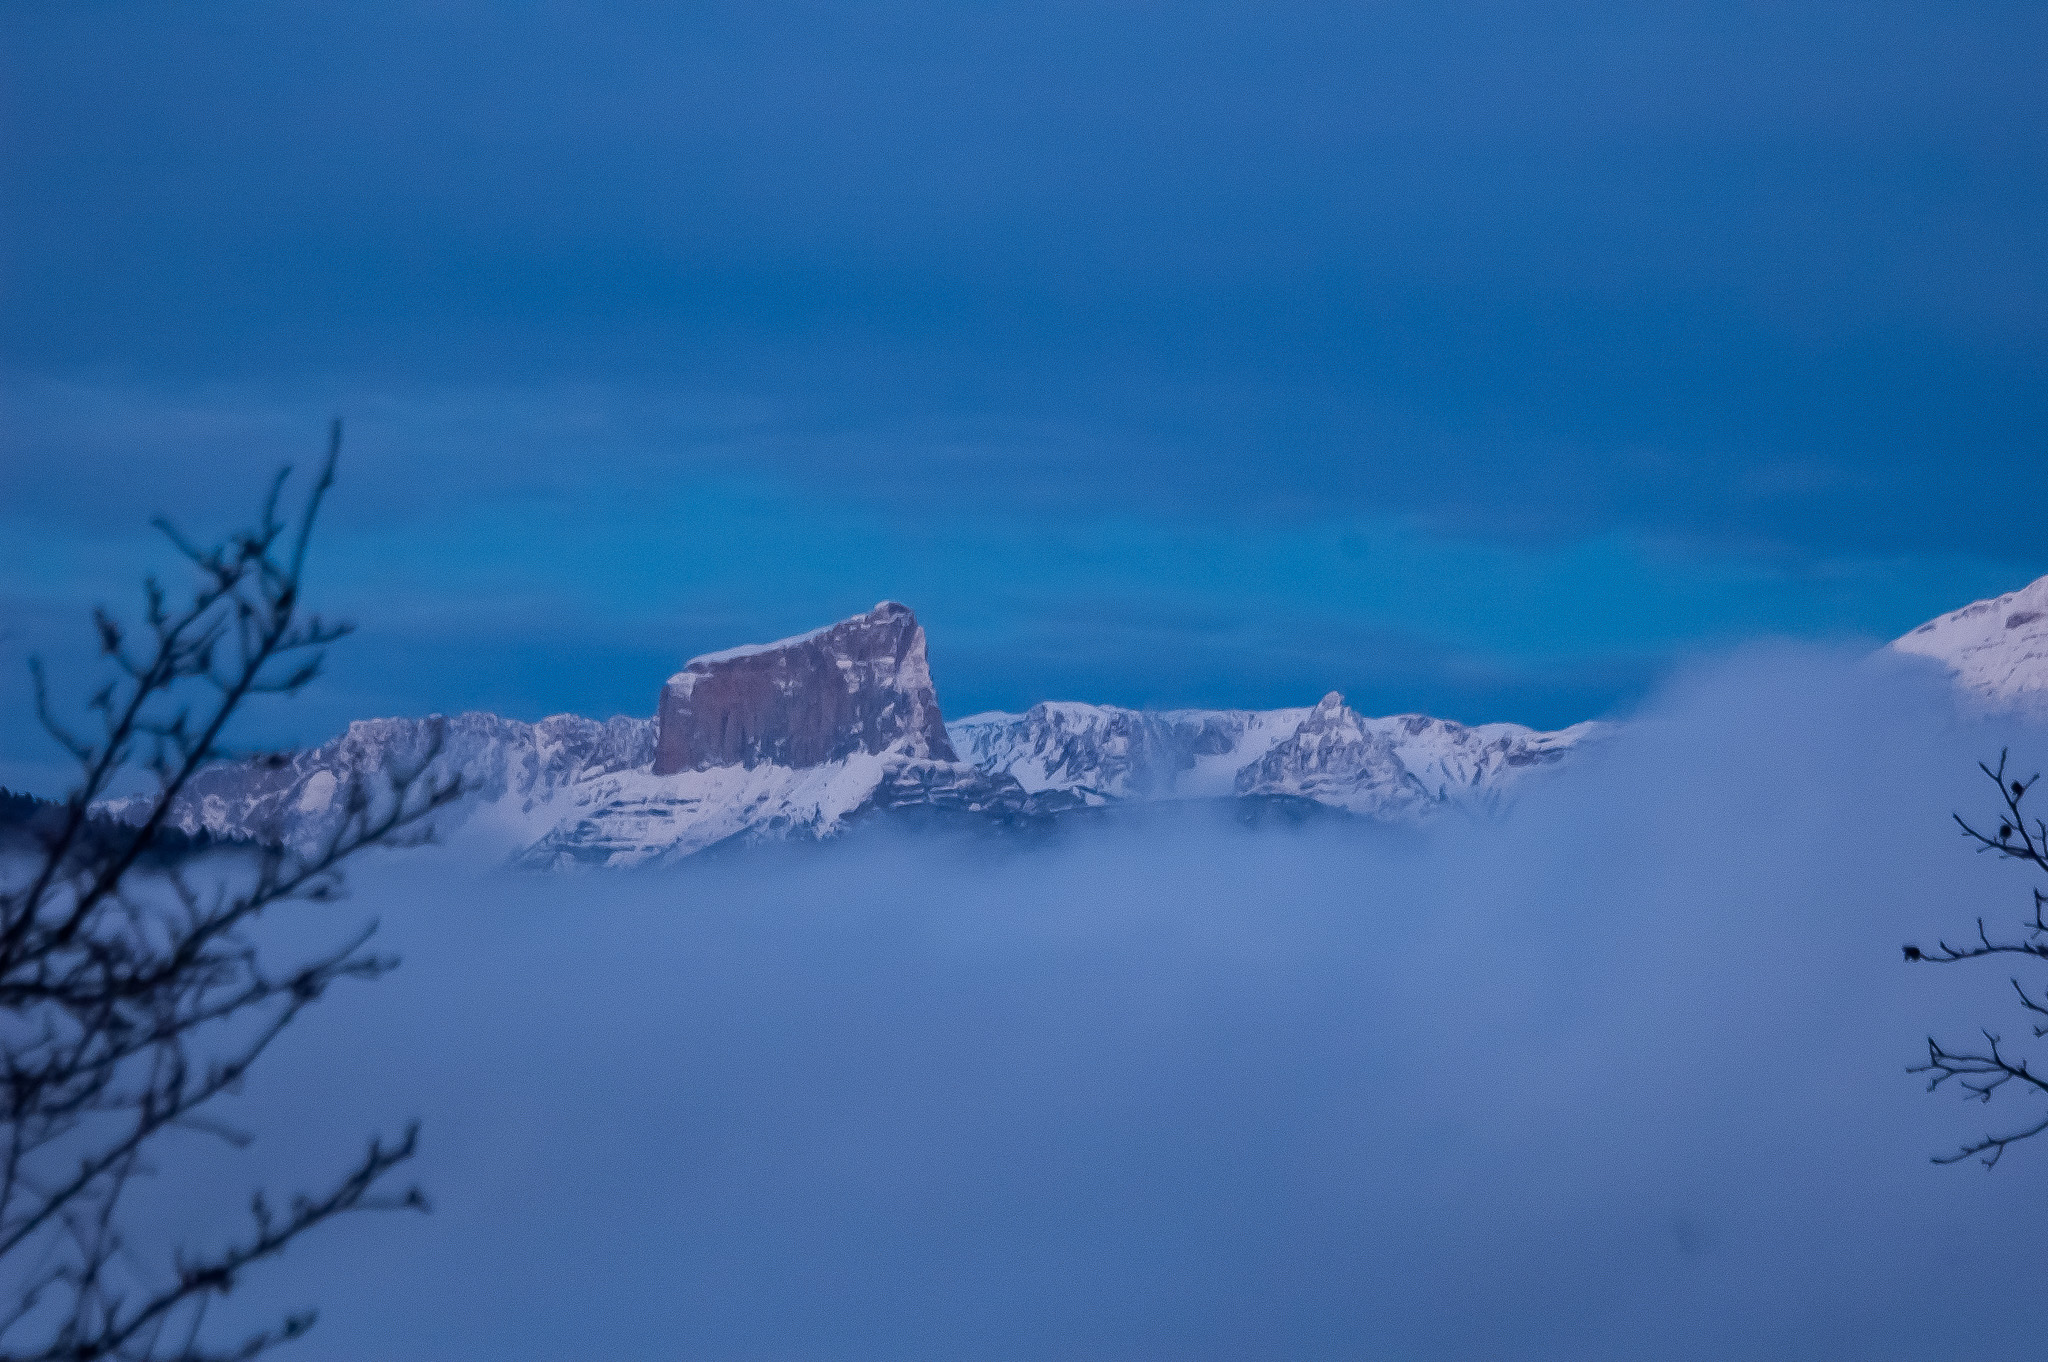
[2,1,2044,739]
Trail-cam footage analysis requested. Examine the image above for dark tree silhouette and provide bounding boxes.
[1905,750,2048,1168]
[0,425,461,1359]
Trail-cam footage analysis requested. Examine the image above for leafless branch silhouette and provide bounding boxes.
[1905,751,2048,1168]
[0,424,461,1359]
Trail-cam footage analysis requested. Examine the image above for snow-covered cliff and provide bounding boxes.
[945,703,1310,804]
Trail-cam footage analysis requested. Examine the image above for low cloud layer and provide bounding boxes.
[130,645,2048,1360]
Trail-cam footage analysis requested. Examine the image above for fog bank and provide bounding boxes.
[136,645,2048,1360]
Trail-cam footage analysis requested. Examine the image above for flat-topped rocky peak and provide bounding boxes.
[652,601,958,775]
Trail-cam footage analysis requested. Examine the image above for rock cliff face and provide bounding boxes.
[514,603,1025,866]
[653,602,956,774]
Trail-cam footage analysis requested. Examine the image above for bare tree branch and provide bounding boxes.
[0,426,454,1359]
[1905,750,2048,1167]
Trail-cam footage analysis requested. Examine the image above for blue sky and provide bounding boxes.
[3,1,2045,763]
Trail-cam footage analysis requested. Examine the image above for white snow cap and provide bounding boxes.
[1892,572,2048,711]
[680,602,913,670]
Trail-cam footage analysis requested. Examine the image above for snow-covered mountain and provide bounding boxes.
[108,599,1600,865]
[948,695,1596,817]
[101,711,657,853]
[946,703,1311,805]
[509,603,1032,866]
[113,604,1043,866]
[1892,572,2048,713]
[1235,693,1599,816]
[108,574,2047,866]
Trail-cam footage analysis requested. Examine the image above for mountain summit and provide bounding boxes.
[94,601,1605,864]
[653,601,954,773]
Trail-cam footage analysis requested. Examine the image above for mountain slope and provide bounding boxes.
[946,703,1311,804]
[1238,694,1599,815]
[949,696,1598,820]
[1892,572,2048,712]
[101,712,656,854]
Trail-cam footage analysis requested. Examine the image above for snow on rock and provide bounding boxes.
[509,602,1019,865]
[946,703,1310,804]
[949,695,1597,821]
[1234,692,1599,818]
[513,745,1035,870]
[99,712,657,855]
[1234,692,1426,815]
[1891,572,2048,713]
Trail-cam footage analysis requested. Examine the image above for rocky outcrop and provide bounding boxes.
[510,604,1030,866]
[1892,572,2048,713]
[1234,692,1598,818]
[653,602,956,774]
[1234,693,1431,815]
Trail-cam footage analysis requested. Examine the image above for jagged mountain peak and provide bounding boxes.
[1299,691,1364,733]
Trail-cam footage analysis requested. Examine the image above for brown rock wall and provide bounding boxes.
[652,602,958,774]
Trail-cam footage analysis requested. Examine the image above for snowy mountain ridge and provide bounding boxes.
[123,688,1597,866]
[946,703,1313,804]
[98,711,658,854]
[106,601,1595,864]
[103,570,2048,866]
[948,695,1598,816]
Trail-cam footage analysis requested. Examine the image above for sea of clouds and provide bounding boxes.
[118,643,2048,1360]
